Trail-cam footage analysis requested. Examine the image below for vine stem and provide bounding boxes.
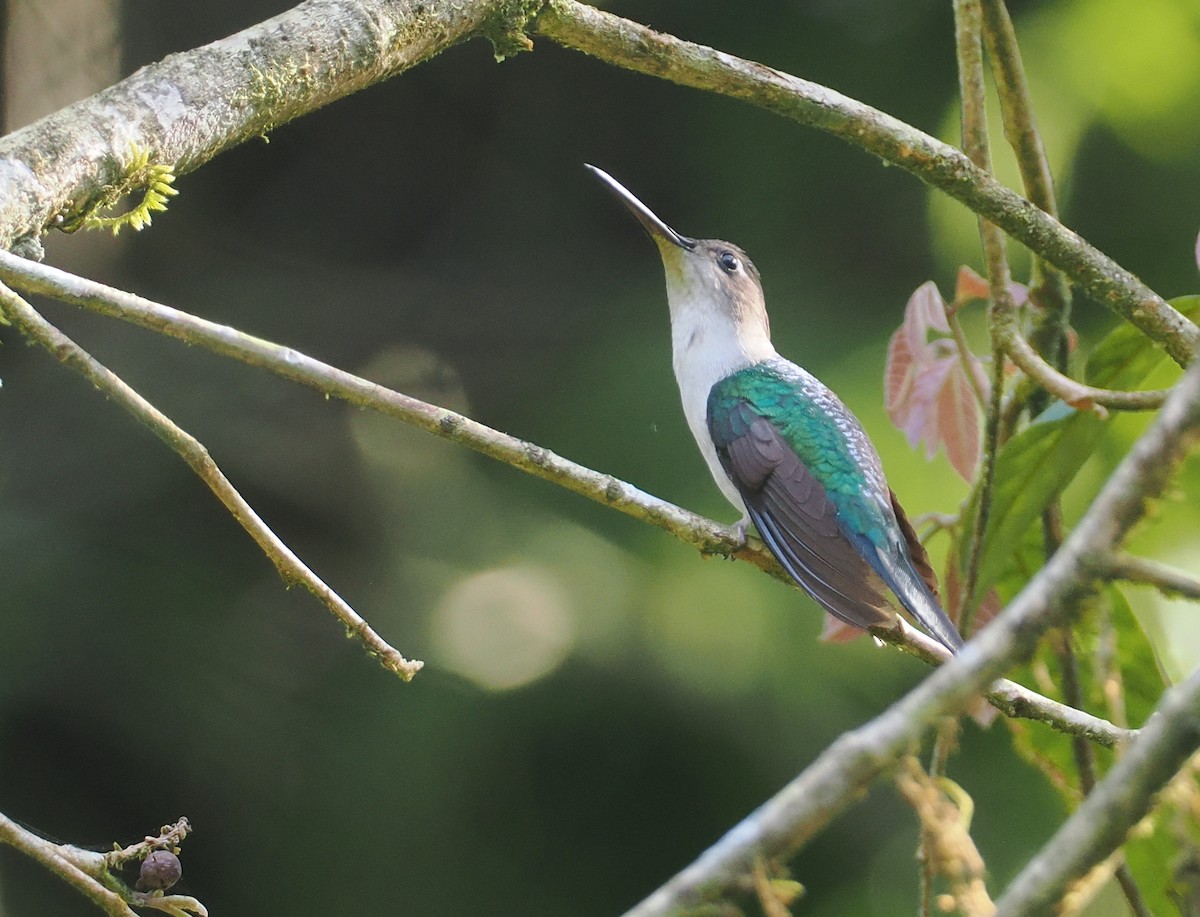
[953,0,1004,639]
[979,0,1073,366]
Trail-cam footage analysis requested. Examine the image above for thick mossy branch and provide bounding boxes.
[483,0,545,60]
[0,0,519,248]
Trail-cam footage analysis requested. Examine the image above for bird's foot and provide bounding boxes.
[700,516,751,560]
[732,515,751,548]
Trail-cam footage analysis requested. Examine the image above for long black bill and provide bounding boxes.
[585,164,696,251]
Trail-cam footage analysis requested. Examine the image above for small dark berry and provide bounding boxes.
[137,850,182,891]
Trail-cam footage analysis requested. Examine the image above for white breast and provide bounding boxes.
[669,303,776,514]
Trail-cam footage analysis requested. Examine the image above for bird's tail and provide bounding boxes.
[874,546,963,651]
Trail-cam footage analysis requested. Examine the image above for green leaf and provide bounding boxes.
[959,296,1199,612]
[1004,586,1166,784]
[1117,589,1190,913]
[1085,295,1200,388]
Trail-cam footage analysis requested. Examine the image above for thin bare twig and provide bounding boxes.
[0,249,1134,748]
[0,810,134,917]
[1103,554,1200,601]
[997,312,1168,414]
[0,281,421,681]
[0,815,207,917]
[891,626,1131,749]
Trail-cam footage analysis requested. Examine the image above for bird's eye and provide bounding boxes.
[718,251,740,273]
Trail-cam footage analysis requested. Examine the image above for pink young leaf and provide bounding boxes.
[887,281,952,445]
[955,264,1028,308]
[885,320,916,418]
[892,353,984,480]
[954,265,990,305]
[904,281,950,353]
[886,280,986,480]
[936,357,984,481]
[898,353,955,455]
[1195,228,1200,273]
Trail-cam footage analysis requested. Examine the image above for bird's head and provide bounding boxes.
[586,164,770,342]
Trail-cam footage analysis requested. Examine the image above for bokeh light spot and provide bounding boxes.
[431,566,576,691]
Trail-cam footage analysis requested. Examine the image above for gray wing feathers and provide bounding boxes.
[725,417,896,632]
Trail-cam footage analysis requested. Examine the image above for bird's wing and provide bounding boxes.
[716,402,896,633]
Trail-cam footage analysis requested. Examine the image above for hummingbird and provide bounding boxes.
[586,164,963,652]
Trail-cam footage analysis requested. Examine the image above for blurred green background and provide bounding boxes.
[1,1,1199,914]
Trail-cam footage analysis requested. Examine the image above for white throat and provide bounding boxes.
[668,290,777,511]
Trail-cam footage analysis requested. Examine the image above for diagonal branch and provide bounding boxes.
[992,668,1200,916]
[622,349,1200,916]
[533,1,1197,366]
[0,249,1131,747]
[0,1,1191,363]
[0,280,421,681]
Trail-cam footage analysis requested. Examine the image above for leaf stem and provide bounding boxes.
[946,301,990,409]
